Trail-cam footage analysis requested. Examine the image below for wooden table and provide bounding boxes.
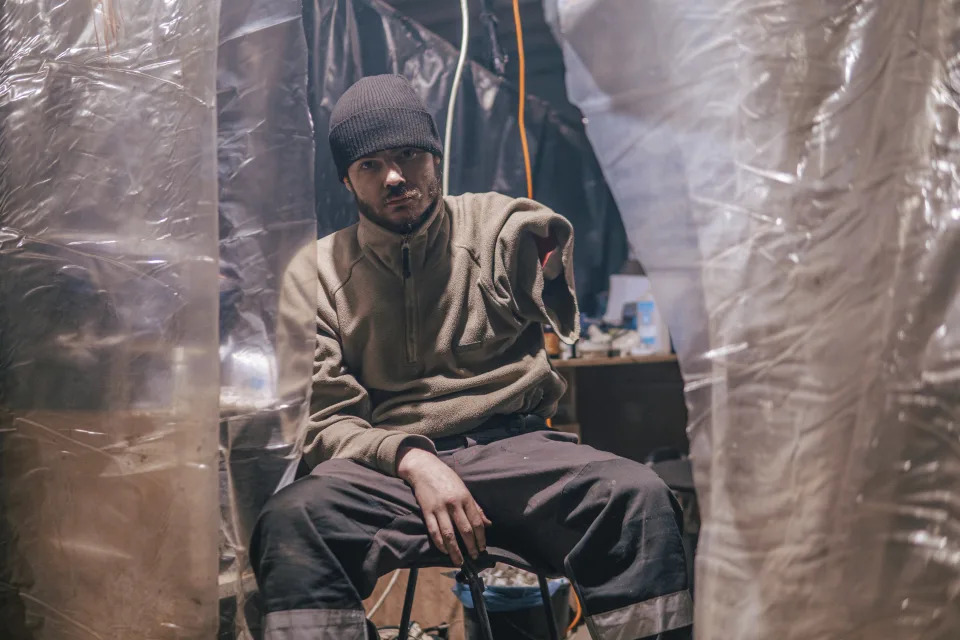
[552,353,678,369]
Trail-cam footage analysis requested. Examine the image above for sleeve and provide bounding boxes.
[275,242,320,442]
[489,198,581,343]
[300,281,436,475]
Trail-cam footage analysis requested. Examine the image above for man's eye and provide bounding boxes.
[360,161,374,170]
[402,149,417,159]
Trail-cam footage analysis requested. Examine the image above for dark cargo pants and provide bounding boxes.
[251,416,692,640]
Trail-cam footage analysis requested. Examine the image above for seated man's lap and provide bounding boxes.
[256,430,677,586]
[449,430,676,572]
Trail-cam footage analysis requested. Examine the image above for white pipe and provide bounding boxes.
[443,0,470,196]
[367,568,402,618]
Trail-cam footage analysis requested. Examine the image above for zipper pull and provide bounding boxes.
[401,240,411,279]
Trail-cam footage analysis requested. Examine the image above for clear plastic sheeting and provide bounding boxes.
[0,0,221,637]
[549,1,960,638]
[215,0,316,635]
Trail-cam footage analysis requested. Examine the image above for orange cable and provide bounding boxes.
[516,0,550,430]
[512,0,534,199]
[568,590,583,634]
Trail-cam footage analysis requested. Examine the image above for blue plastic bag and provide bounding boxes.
[452,579,570,613]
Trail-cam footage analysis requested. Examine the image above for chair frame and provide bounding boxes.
[397,550,561,640]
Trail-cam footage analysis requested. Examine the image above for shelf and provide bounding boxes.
[551,354,678,369]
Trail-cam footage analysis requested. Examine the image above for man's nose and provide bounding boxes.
[384,166,404,187]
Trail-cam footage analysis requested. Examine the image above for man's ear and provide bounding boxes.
[343,176,354,194]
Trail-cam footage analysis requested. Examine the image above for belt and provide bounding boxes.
[431,413,548,451]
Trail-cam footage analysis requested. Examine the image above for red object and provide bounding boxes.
[534,234,557,267]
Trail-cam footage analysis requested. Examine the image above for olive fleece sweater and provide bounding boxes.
[302,191,579,475]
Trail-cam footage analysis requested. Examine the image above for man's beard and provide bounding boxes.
[355,172,443,235]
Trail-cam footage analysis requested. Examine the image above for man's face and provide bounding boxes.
[345,147,442,234]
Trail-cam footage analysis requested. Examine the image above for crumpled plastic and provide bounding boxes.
[214,0,317,636]
[549,0,960,638]
[0,0,222,637]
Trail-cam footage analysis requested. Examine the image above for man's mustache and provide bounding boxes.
[385,185,421,202]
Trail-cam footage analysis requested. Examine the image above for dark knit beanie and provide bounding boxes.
[329,74,443,180]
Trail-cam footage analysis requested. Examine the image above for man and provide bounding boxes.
[251,75,692,640]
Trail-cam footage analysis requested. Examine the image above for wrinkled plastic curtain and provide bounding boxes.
[549,1,960,638]
[215,0,316,636]
[304,0,627,315]
[0,0,221,637]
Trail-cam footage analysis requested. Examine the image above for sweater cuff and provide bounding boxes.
[541,232,579,343]
[376,432,438,476]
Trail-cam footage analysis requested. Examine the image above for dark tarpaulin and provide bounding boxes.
[303,0,627,315]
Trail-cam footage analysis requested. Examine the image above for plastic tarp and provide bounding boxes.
[549,1,960,638]
[304,0,627,316]
[215,0,316,636]
[0,0,222,637]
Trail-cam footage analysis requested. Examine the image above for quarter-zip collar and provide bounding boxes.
[357,197,449,278]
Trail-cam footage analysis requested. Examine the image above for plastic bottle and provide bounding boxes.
[632,293,670,355]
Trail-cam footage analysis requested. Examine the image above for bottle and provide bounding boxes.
[633,293,670,355]
[543,325,562,358]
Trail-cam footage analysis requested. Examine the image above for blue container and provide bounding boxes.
[453,579,571,640]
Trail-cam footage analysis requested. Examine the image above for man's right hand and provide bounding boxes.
[396,446,492,566]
